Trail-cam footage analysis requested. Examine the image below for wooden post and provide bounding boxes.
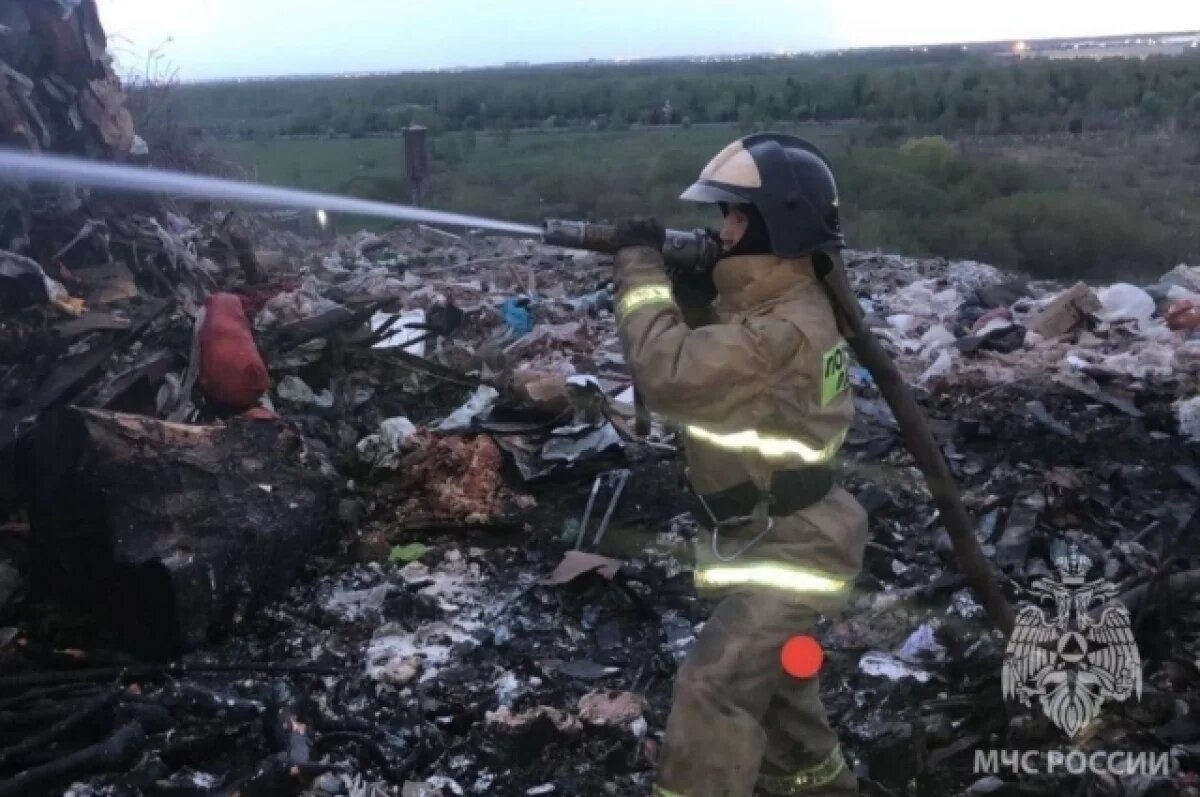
[404,124,429,208]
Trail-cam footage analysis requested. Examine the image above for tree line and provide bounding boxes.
[163,50,1200,140]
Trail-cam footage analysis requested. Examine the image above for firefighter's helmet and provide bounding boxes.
[680,133,843,258]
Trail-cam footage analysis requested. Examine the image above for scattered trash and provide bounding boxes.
[422,777,464,796]
[858,651,933,683]
[970,307,1014,333]
[577,690,647,728]
[574,469,631,550]
[542,423,623,462]
[567,285,613,314]
[994,493,1042,571]
[198,293,270,409]
[540,551,623,585]
[404,433,504,519]
[436,386,500,432]
[1053,372,1143,417]
[485,706,582,735]
[1025,281,1100,338]
[1025,400,1071,437]
[949,588,985,619]
[1097,282,1155,326]
[917,350,954,385]
[277,374,317,404]
[365,626,422,686]
[370,309,430,355]
[559,659,620,681]
[0,249,83,315]
[966,776,1008,795]
[947,260,1004,294]
[389,543,430,563]
[501,297,535,336]
[920,324,956,356]
[1,21,1197,791]
[322,584,391,622]
[358,416,419,469]
[1177,396,1200,441]
[888,279,962,321]
[513,368,571,415]
[256,277,344,330]
[895,623,946,664]
[955,322,1025,355]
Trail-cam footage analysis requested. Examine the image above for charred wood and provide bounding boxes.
[0,689,116,770]
[0,720,144,797]
[26,408,338,657]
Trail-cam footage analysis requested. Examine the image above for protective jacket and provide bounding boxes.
[615,245,867,594]
[614,245,867,797]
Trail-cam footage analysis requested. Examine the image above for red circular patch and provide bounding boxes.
[781,635,823,679]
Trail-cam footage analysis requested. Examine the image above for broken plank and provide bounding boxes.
[418,224,461,242]
[52,313,130,340]
[365,347,483,388]
[85,349,175,410]
[0,298,171,453]
[228,229,265,285]
[262,302,385,356]
[1053,371,1143,418]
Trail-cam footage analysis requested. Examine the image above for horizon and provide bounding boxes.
[163,28,1200,86]
[95,0,1200,83]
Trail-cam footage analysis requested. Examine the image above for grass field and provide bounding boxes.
[210,125,1200,280]
[211,124,852,230]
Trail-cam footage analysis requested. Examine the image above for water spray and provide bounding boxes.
[0,149,719,270]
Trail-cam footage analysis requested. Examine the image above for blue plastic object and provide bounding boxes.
[501,297,534,336]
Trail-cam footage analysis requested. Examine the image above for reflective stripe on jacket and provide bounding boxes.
[613,246,854,499]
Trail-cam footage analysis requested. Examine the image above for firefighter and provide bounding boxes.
[610,133,867,797]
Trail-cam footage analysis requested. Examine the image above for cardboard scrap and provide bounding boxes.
[1025,282,1100,338]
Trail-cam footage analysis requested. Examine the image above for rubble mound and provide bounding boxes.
[0,220,1197,795]
[2,5,1200,794]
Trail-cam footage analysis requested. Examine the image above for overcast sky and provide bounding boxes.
[95,0,1199,82]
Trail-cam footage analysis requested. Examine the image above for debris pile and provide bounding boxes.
[1,10,1200,793]
[838,252,1200,796]
[1,215,1198,794]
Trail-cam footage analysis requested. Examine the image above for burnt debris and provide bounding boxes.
[3,3,1200,796]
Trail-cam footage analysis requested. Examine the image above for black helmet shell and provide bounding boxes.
[680,132,844,258]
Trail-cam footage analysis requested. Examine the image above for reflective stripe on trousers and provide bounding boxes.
[653,745,848,796]
[686,424,847,465]
[759,745,849,795]
[694,562,848,595]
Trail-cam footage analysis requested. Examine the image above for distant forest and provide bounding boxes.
[165,50,1200,139]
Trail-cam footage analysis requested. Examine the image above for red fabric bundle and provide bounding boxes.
[198,292,270,409]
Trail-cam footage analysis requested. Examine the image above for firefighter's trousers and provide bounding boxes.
[654,493,864,797]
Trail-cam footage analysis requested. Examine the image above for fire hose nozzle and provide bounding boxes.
[542,218,720,273]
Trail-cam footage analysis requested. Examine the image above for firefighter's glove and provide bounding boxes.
[614,217,665,251]
[666,228,719,304]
